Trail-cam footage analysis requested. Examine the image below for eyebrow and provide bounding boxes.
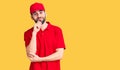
[31,10,44,15]
[39,10,43,11]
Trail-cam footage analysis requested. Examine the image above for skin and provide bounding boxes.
[26,10,64,62]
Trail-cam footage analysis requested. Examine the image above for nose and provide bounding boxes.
[37,13,41,17]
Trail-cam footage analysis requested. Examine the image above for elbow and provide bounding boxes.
[56,48,64,60]
[58,54,63,60]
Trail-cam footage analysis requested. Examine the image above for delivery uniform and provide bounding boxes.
[24,22,65,70]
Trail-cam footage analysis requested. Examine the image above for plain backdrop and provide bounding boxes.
[0,0,120,70]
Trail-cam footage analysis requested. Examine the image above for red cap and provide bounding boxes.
[30,2,45,14]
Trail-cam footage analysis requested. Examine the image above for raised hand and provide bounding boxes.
[33,21,42,33]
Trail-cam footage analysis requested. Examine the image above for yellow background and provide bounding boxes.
[0,0,120,70]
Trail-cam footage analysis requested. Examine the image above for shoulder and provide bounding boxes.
[24,27,33,36]
[50,24,64,36]
[51,24,62,32]
[47,21,63,32]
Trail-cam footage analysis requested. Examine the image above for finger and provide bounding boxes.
[27,53,35,58]
[37,21,42,24]
[28,55,34,58]
[31,53,37,57]
[29,58,34,62]
[34,24,40,29]
[36,21,42,27]
[30,53,38,57]
[29,57,37,62]
[36,26,39,29]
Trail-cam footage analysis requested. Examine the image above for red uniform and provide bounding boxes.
[24,22,65,70]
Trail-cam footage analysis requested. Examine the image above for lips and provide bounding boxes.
[37,18,43,22]
[35,17,45,24]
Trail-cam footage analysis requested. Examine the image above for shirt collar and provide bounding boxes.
[46,21,52,30]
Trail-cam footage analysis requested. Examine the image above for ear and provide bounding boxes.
[45,12,47,17]
[45,13,47,17]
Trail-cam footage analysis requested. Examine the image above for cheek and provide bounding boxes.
[42,15,46,19]
[41,13,46,18]
[32,16,38,20]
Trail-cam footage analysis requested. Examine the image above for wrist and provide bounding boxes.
[32,31,37,36]
[40,57,45,62]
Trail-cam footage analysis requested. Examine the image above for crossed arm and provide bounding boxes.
[26,32,64,62]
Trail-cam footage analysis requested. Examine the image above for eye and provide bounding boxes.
[39,11,43,14]
[33,13,38,16]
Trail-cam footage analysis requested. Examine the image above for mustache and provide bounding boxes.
[35,17,46,24]
[37,17,43,21]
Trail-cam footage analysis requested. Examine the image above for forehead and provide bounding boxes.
[33,10,45,13]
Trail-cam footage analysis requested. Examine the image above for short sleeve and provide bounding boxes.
[24,32,31,47]
[55,28,66,49]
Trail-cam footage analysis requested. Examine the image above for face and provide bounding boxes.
[31,10,46,24]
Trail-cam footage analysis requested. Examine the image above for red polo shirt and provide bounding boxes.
[24,22,65,70]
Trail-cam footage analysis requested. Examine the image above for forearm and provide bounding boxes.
[40,49,64,62]
[26,32,37,55]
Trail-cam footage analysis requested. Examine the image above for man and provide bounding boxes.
[24,2,66,70]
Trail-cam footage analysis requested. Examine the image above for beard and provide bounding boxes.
[34,17,46,24]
